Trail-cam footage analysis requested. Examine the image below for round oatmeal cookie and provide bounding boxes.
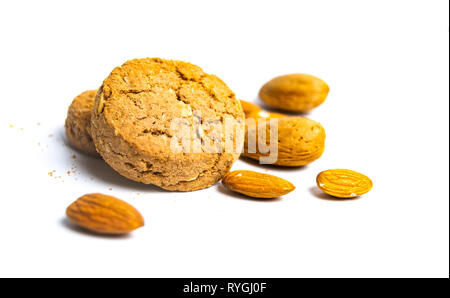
[65,90,100,156]
[90,58,245,191]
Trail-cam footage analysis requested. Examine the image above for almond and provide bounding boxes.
[222,170,295,198]
[316,169,373,198]
[245,109,287,132]
[259,73,329,112]
[244,116,326,166]
[246,109,287,120]
[66,193,144,234]
[240,100,261,117]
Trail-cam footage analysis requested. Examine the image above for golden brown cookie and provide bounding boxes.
[65,90,100,156]
[91,58,245,191]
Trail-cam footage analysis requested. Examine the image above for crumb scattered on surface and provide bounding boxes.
[48,134,53,138]
[108,188,112,191]
[67,171,71,175]
[72,155,77,159]
[9,125,13,128]
[71,163,78,174]
[37,122,41,126]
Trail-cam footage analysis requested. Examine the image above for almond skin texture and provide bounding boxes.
[244,116,326,166]
[259,74,329,113]
[240,100,261,117]
[66,193,144,234]
[316,169,373,198]
[222,170,295,198]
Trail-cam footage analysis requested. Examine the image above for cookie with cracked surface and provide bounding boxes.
[91,58,245,191]
[65,90,100,156]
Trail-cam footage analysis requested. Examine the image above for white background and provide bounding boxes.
[0,0,448,278]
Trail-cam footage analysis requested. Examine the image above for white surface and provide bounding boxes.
[0,0,448,278]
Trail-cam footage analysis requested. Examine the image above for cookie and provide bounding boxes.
[65,90,100,156]
[91,58,245,191]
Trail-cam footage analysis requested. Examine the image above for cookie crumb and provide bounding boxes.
[108,188,112,191]
[67,171,71,175]
[37,122,41,126]
[72,155,77,159]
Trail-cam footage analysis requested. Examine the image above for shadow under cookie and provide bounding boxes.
[59,126,165,192]
[74,152,167,192]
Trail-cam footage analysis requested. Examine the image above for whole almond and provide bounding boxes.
[244,116,326,166]
[66,193,144,234]
[316,169,373,198]
[222,170,295,198]
[259,73,329,112]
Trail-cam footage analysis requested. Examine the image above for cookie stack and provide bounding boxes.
[65,58,245,191]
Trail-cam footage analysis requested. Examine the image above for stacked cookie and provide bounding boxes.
[65,90,99,157]
[65,58,245,191]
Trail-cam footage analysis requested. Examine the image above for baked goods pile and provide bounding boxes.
[65,58,245,191]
